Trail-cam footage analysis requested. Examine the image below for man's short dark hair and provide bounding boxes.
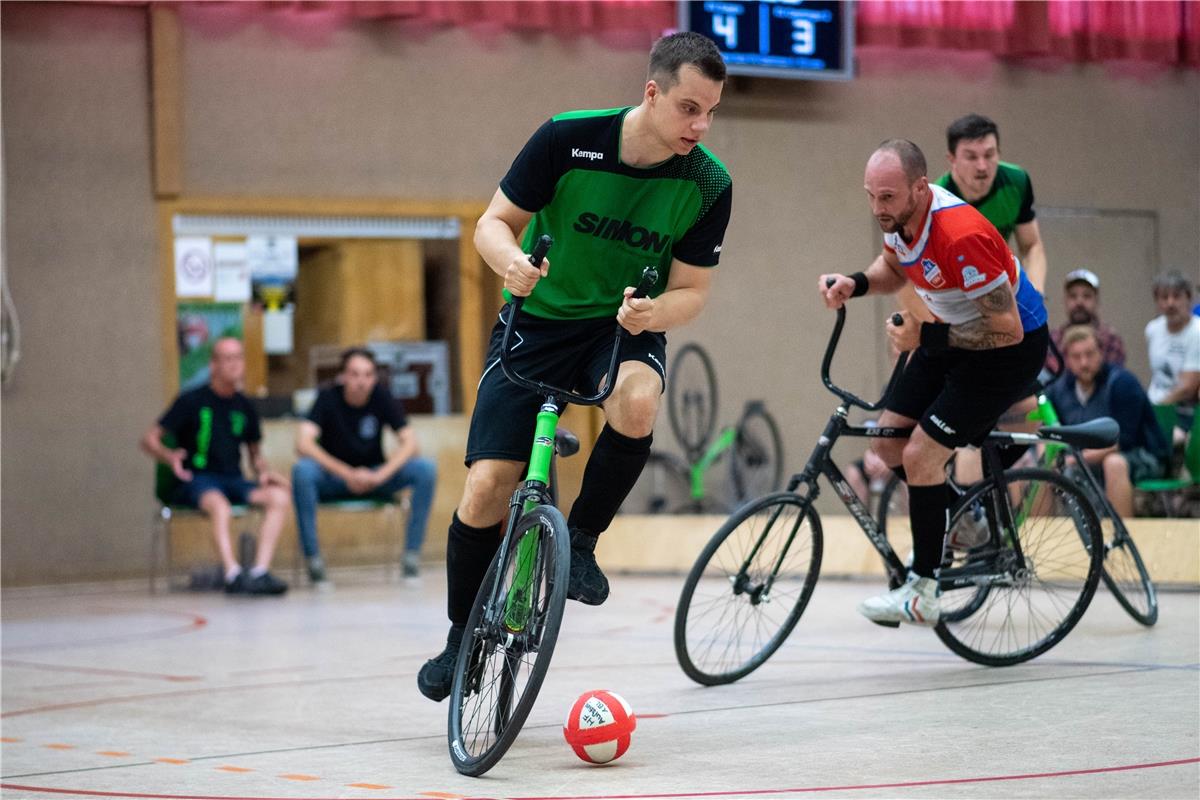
[947,113,1000,154]
[875,139,927,183]
[339,347,376,372]
[1151,269,1194,299]
[649,32,726,90]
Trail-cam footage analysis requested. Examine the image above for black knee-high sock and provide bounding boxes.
[567,424,653,537]
[446,512,502,626]
[907,483,949,578]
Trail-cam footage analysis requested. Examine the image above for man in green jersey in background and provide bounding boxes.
[936,113,1047,292]
[418,32,732,702]
[909,113,1052,491]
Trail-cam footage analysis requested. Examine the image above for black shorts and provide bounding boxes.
[465,305,667,465]
[886,325,1049,449]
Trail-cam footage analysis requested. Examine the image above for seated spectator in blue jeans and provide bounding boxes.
[1047,326,1169,518]
[293,347,438,584]
[140,337,291,595]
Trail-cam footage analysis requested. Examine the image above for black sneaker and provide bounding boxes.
[417,624,464,702]
[567,530,609,606]
[246,571,288,596]
[223,571,249,594]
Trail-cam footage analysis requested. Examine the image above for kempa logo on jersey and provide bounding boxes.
[573,212,671,254]
[571,148,604,161]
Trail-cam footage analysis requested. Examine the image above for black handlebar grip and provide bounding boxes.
[631,267,659,300]
[891,313,904,326]
[529,234,553,268]
[825,277,836,288]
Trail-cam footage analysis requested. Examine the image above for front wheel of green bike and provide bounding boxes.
[935,468,1104,666]
[674,492,823,686]
[448,505,570,776]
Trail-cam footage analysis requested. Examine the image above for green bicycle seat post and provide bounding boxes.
[1029,391,1067,462]
[690,427,738,500]
[505,400,561,632]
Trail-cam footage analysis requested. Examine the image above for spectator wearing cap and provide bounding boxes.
[1146,270,1200,437]
[1050,269,1127,368]
[1047,326,1168,518]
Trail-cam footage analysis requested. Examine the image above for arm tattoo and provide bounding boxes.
[948,285,1021,350]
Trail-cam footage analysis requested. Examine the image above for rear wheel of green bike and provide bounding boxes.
[674,492,822,685]
[448,505,569,776]
[729,403,785,504]
[935,468,1103,666]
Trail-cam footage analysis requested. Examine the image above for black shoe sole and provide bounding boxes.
[417,672,451,702]
[566,587,609,606]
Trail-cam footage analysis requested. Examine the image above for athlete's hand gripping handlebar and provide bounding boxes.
[501,236,659,407]
[820,277,909,411]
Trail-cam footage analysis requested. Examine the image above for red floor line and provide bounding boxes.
[0,756,1196,800]
[2,612,207,654]
[0,672,405,718]
[1,659,203,683]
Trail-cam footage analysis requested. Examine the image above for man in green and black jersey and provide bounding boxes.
[935,113,1047,292]
[418,32,732,702]
[140,337,291,595]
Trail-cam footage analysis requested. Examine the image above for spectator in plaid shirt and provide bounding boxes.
[1050,268,1127,368]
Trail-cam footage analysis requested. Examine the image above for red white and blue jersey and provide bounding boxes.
[884,184,1046,332]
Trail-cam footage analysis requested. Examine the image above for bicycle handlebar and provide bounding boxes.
[820,277,910,411]
[500,235,659,406]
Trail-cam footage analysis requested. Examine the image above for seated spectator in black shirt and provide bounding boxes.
[140,337,290,595]
[292,347,438,585]
[1046,326,1168,518]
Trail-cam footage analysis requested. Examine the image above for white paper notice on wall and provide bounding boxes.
[247,235,299,280]
[264,307,294,355]
[174,236,214,297]
[213,242,252,302]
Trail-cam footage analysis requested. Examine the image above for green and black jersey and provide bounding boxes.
[499,106,732,320]
[934,161,1035,241]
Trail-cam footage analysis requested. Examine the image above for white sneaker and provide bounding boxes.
[857,574,940,627]
[947,501,990,551]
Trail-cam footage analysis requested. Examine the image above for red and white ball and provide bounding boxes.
[562,689,637,764]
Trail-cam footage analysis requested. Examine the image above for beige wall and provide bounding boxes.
[3,4,1197,582]
[2,3,160,583]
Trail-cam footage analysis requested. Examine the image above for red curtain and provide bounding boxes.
[858,0,1200,67]
[136,1,1199,66]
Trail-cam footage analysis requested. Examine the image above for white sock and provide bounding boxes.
[225,565,242,583]
[249,566,267,579]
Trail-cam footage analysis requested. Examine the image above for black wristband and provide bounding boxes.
[920,321,951,351]
[850,272,870,298]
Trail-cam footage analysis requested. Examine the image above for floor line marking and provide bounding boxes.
[216,766,253,773]
[42,744,75,750]
[0,664,1169,782]
[279,774,321,781]
[153,758,188,765]
[0,756,1196,799]
[1,659,202,683]
[97,752,132,758]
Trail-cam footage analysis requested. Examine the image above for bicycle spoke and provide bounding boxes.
[675,494,823,685]
[936,469,1102,666]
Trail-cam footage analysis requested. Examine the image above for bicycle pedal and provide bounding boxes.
[869,619,901,629]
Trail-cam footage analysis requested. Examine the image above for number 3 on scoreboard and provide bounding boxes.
[791,19,815,56]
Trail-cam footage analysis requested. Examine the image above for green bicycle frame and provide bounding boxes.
[689,426,737,500]
[502,403,560,632]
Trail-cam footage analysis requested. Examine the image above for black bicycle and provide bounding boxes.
[877,348,1158,627]
[447,235,658,776]
[674,300,1111,683]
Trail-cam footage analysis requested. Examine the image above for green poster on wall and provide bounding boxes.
[177,302,243,391]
